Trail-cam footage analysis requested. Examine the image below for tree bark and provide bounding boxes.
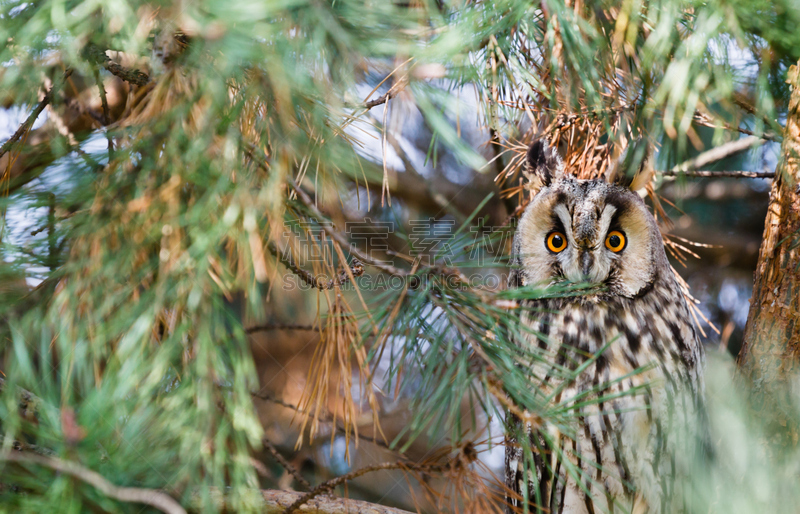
[259,490,415,514]
[202,488,416,514]
[738,62,800,439]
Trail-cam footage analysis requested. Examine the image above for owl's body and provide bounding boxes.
[505,142,705,514]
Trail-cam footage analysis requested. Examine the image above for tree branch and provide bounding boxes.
[732,92,784,135]
[0,377,37,405]
[93,67,114,159]
[661,169,775,179]
[288,179,410,278]
[250,392,401,454]
[246,323,317,333]
[262,438,312,491]
[260,489,415,514]
[242,145,411,278]
[246,148,463,281]
[266,241,363,289]
[0,69,73,161]
[669,136,766,174]
[364,87,402,110]
[694,112,780,142]
[0,451,186,514]
[83,44,150,86]
[283,460,446,514]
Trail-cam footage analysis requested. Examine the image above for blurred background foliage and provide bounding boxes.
[0,0,799,512]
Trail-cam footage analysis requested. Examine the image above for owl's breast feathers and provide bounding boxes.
[506,270,705,514]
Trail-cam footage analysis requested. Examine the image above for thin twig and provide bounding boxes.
[263,438,312,491]
[245,147,413,278]
[93,67,114,157]
[694,112,779,142]
[251,392,400,454]
[246,323,317,333]
[661,169,775,179]
[251,391,309,413]
[64,96,106,126]
[0,69,73,160]
[46,192,57,272]
[364,87,402,110]
[266,241,363,290]
[287,180,409,278]
[670,136,765,173]
[83,44,150,86]
[282,461,447,514]
[731,92,784,134]
[0,451,186,514]
[241,146,399,278]
[0,377,37,405]
[355,64,410,112]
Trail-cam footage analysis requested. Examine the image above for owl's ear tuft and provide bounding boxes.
[606,138,653,193]
[526,138,563,190]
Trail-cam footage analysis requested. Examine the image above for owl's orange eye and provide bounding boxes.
[605,230,626,252]
[546,231,567,253]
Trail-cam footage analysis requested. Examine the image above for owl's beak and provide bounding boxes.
[580,250,594,278]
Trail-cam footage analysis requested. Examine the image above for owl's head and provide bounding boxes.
[511,139,665,298]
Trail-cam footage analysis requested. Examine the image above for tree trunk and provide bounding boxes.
[738,62,800,440]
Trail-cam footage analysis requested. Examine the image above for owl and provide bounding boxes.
[504,140,706,514]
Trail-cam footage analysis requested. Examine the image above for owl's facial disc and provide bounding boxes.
[549,200,619,285]
[514,177,660,297]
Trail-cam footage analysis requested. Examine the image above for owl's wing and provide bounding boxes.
[505,414,553,514]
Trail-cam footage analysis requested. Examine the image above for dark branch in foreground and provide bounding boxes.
[0,69,73,160]
[661,170,775,179]
[0,451,186,514]
[83,44,150,86]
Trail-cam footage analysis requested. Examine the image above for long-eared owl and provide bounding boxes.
[505,140,705,514]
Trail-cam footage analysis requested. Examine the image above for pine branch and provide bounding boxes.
[661,169,775,178]
[262,438,312,491]
[0,69,73,161]
[251,392,401,454]
[260,489,416,514]
[364,86,402,110]
[288,179,410,277]
[0,377,36,405]
[83,44,150,86]
[694,112,779,142]
[0,451,186,514]
[282,460,448,514]
[92,66,114,158]
[266,241,364,289]
[352,63,409,111]
[246,323,317,333]
[731,92,784,134]
[251,391,310,414]
[670,136,766,173]
[243,146,410,277]
[249,149,464,282]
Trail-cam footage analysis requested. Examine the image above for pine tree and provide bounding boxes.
[1,0,800,512]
